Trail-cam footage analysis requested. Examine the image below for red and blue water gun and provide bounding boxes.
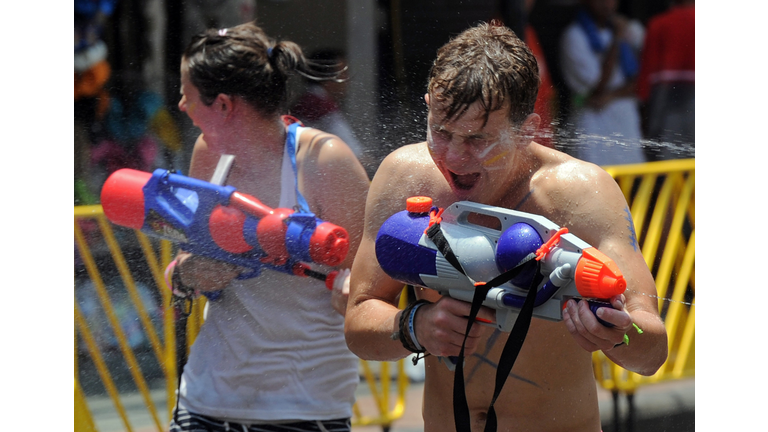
[101,168,349,290]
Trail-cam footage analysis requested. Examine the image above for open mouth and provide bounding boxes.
[450,171,481,191]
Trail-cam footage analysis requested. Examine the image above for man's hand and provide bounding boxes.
[562,294,634,353]
[413,296,496,357]
[176,252,244,292]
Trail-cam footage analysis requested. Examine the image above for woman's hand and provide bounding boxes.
[176,251,244,292]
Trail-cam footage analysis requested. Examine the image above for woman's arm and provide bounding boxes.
[299,129,370,314]
[174,134,243,292]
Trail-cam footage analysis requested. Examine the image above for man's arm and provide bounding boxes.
[345,145,494,361]
[555,165,668,376]
[344,148,422,361]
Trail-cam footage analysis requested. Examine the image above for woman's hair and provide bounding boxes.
[183,21,343,115]
[427,21,540,126]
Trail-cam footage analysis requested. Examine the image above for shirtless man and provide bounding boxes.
[344,22,668,432]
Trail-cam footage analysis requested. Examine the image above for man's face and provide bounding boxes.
[426,94,520,202]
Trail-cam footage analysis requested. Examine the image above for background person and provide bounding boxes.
[559,0,647,166]
[636,0,695,161]
[291,48,374,174]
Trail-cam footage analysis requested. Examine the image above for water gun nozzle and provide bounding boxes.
[310,223,349,267]
[574,247,627,298]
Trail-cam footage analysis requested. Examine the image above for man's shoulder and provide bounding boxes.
[532,156,617,206]
[531,144,605,181]
[378,142,433,173]
[549,157,608,181]
[387,142,428,158]
[371,142,443,204]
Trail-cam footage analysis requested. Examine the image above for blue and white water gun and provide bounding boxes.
[375,197,627,331]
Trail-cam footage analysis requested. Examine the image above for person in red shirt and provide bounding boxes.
[636,0,695,160]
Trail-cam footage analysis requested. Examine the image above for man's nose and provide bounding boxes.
[441,140,472,165]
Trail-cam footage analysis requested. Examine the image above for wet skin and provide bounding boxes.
[345,98,667,431]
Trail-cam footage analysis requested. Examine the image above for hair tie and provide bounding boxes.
[267,46,274,58]
[218,28,227,36]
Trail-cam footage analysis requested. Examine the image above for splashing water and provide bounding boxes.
[551,125,695,166]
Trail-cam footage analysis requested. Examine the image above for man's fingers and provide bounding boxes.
[564,300,628,351]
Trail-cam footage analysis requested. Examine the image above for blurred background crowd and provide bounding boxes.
[74,0,694,206]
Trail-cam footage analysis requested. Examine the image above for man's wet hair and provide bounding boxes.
[427,21,540,127]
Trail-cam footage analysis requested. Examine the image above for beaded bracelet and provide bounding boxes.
[164,259,199,299]
[164,259,178,291]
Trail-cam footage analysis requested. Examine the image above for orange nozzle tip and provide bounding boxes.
[406,196,433,213]
[574,247,627,298]
[611,277,627,292]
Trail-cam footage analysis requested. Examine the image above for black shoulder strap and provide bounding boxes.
[425,221,542,432]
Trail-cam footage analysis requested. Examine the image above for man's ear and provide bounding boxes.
[424,93,430,106]
[521,113,541,140]
[214,94,234,118]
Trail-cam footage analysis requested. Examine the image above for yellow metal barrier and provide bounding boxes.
[74,206,407,432]
[75,158,693,431]
[593,159,695,427]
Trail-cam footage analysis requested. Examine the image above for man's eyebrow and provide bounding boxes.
[431,124,448,132]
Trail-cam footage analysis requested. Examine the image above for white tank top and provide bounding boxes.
[179,126,359,422]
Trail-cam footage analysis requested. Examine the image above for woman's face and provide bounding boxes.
[178,58,219,143]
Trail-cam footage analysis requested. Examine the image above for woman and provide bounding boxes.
[168,21,369,432]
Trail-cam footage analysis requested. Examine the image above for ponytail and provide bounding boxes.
[183,21,345,116]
